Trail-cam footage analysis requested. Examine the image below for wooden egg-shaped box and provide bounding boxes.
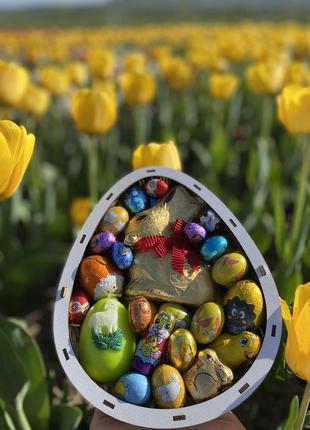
[53,167,282,428]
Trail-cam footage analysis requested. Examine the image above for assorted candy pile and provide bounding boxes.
[69,177,264,408]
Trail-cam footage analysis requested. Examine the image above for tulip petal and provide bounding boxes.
[280,298,291,331]
[0,120,24,165]
[295,301,310,354]
[0,133,14,194]
[1,130,35,199]
[293,283,310,320]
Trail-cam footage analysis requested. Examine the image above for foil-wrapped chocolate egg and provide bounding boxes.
[78,255,124,301]
[191,302,224,344]
[144,179,169,198]
[168,329,197,371]
[223,280,264,334]
[128,296,153,334]
[112,242,133,270]
[184,223,206,244]
[147,196,158,208]
[184,349,233,402]
[200,235,228,263]
[89,231,116,254]
[98,206,129,236]
[124,186,147,213]
[152,365,186,408]
[209,331,261,369]
[212,252,248,286]
[199,208,221,232]
[159,303,190,330]
[114,372,151,405]
[69,290,90,325]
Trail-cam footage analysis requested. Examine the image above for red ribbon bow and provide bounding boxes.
[134,218,201,276]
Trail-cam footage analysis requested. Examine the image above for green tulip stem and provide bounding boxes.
[133,104,148,146]
[290,136,310,247]
[87,134,99,204]
[260,95,273,140]
[294,381,310,430]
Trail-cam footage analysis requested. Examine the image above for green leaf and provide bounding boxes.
[49,405,82,430]
[283,395,299,430]
[272,342,289,382]
[209,127,229,173]
[246,144,258,191]
[0,319,50,430]
[281,271,303,305]
[0,399,17,430]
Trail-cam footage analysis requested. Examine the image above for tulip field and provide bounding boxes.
[0,21,309,430]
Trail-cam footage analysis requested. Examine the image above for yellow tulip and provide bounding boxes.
[0,61,29,105]
[71,88,117,134]
[92,79,116,100]
[37,66,70,96]
[246,61,285,95]
[17,83,50,116]
[277,85,310,134]
[0,120,35,201]
[119,70,156,105]
[66,62,89,86]
[70,197,92,226]
[281,283,310,381]
[123,52,146,72]
[87,49,115,79]
[160,56,194,91]
[284,62,309,86]
[209,73,239,100]
[132,140,181,170]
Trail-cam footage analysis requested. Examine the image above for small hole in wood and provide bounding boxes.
[239,383,249,394]
[173,415,186,421]
[229,218,237,227]
[257,265,267,277]
[103,399,115,409]
[193,184,202,191]
[146,169,156,173]
[63,348,69,361]
[106,193,113,201]
[80,234,86,244]
[60,287,67,298]
[271,325,277,337]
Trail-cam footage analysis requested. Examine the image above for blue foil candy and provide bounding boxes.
[114,372,151,405]
[124,186,147,213]
[200,235,228,262]
[112,242,134,270]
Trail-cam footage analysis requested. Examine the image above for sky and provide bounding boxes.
[0,0,108,10]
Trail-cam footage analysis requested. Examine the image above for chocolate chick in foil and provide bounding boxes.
[124,186,220,306]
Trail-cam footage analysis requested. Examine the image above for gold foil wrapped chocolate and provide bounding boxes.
[168,329,197,371]
[152,364,186,408]
[184,349,233,402]
[124,186,219,306]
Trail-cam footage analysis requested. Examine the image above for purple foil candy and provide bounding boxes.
[90,231,116,254]
[184,223,207,244]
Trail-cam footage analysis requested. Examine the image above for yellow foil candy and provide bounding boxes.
[98,206,129,236]
[168,329,197,371]
[152,364,186,408]
[223,279,264,334]
[209,331,261,369]
[191,302,224,344]
[212,252,248,286]
[124,186,220,306]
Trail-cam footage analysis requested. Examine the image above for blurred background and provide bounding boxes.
[0,0,309,429]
